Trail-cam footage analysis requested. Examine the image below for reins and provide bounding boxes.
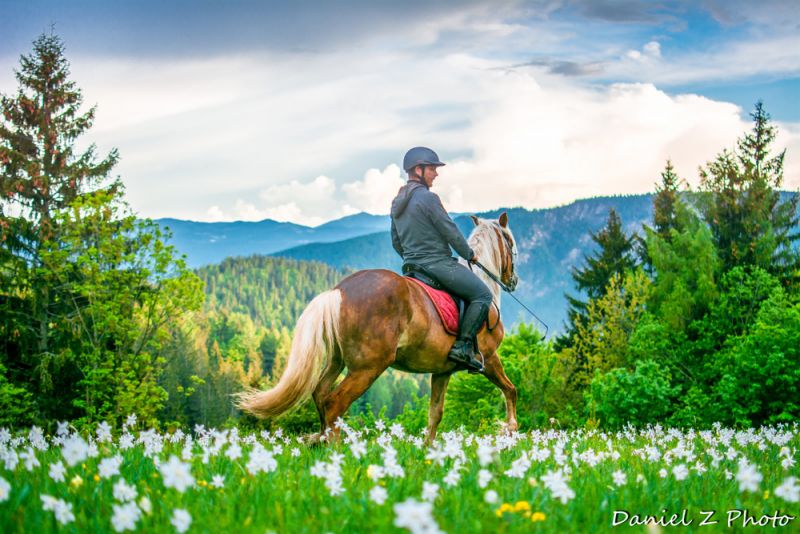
[471,259,549,342]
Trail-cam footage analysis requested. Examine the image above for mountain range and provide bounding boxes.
[157,194,660,336]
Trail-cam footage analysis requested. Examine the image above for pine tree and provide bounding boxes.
[653,160,684,239]
[558,208,638,349]
[0,33,202,426]
[638,160,685,271]
[698,101,799,287]
[1,32,119,360]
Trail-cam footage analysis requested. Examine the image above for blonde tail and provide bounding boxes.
[235,289,342,418]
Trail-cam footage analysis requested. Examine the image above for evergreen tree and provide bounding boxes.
[638,160,685,271]
[0,33,202,426]
[1,32,119,364]
[558,208,638,348]
[698,101,799,288]
[653,160,684,239]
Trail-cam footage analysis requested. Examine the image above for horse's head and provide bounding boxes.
[469,212,519,292]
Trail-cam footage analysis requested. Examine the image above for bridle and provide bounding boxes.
[471,224,549,341]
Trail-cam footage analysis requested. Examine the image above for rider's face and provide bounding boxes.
[421,165,438,188]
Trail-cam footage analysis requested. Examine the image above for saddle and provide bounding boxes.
[402,263,466,336]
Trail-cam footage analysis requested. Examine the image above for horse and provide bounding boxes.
[237,212,520,443]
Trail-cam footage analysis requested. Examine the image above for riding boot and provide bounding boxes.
[448,302,490,372]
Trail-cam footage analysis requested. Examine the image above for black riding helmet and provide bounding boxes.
[403,147,446,176]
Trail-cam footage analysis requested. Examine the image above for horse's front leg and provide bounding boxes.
[425,372,452,445]
[482,353,518,433]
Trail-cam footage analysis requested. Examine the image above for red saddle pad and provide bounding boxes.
[406,277,459,335]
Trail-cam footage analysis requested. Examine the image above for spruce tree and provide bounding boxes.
[0,33,202,426]
[653,160,683,239]
[558,208,638,348]
[698,102,799,288]
[639,160,685,271]
[1,32,119,358]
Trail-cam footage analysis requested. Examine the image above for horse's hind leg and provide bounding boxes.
[322,364,388,439]
[425,372,452,445]
[310,350,345,441]
[482,352,519,433]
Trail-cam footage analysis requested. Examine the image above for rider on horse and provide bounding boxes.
[390,146,492,373]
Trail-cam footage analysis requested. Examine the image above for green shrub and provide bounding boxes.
[587,360,679,429]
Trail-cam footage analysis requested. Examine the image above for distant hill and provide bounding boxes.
[157,212,390,267]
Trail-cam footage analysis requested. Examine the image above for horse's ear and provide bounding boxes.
[470,215,480,226]
[499,212,508,227]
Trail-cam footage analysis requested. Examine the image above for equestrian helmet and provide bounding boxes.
[403,147,446,172]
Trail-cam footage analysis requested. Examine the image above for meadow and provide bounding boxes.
[0,418,798,533]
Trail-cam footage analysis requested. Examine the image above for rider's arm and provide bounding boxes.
[391,219,404,258]
[422,192,474,261]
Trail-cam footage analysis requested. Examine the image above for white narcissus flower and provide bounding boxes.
[421,482,439,502]
[774,477,799,503]
[672,464,689,481]
[139,496,152,515]
[49,461,67,483]
[484,489,499,504]
[41,494,75,525]
[369,485,388,505]
[111,501,141,532]
[478,469,493,489]
[113,478,138,502]
[171,508,192,533]
[736,460,762,493]
[98,455,123,479]
[393,498,443,534]
[61,436,89,467]
[0,476,10,502]
[211,474,225,488]
[96,422,113,443]
[612,470,627,487]
[159,455,195,493]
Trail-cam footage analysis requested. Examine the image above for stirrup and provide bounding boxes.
[449,350,484,373]
[466,351,485,374]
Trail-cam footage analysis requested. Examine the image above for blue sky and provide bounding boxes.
[1,0,798,224]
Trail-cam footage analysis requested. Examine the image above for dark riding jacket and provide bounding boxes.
[390,180,474,266]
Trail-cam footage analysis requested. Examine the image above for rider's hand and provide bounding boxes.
[469,255,478,264]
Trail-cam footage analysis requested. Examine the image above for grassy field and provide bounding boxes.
[0,419,798,533]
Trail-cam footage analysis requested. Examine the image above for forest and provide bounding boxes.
[1,33,798,434]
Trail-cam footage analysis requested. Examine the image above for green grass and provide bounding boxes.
[1,423,798,533]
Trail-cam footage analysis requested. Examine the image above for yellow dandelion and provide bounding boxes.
[531,512,546,523]
[70,475,83,489]
[425,460,432,464]
[93,474,100,482]
[496,503,513,517]
[513,501,530,513]
[240,477,246,485]
[763,490,770,500]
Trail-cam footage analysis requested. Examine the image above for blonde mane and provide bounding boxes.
[462,217,517,309]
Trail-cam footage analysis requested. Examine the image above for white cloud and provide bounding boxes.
[643,41,661,57]
[341,164,405,215]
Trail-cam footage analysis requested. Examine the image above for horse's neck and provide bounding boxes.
[462,240,502,309]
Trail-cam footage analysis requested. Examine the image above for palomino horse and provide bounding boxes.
[237,212,519,443]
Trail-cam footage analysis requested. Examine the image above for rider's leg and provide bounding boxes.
[421,259,492,371]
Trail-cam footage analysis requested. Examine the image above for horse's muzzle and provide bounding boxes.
[507,274,519,292]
